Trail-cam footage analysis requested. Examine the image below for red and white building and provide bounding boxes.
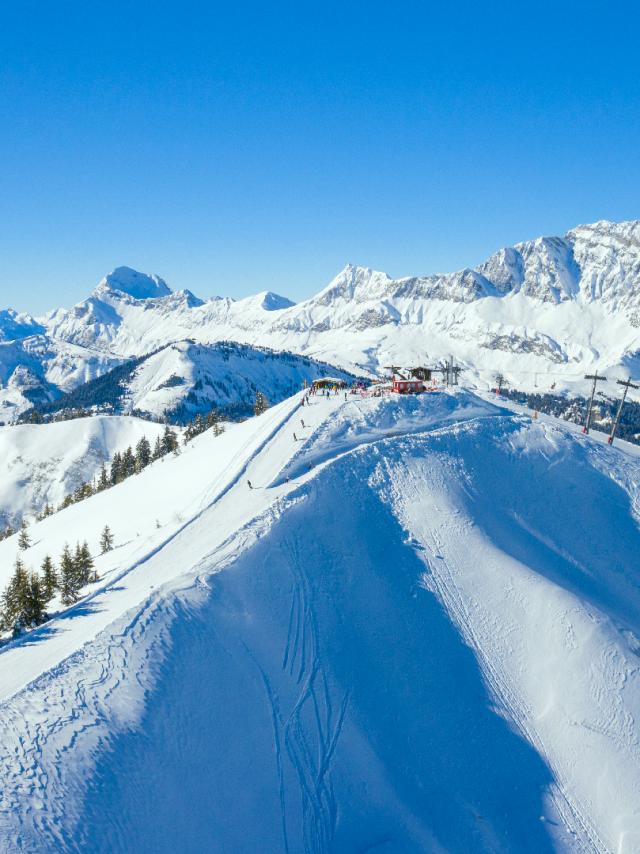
[392,377,425,394]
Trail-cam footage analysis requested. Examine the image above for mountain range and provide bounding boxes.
[2,218,639,421]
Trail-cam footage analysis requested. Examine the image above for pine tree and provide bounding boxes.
[122,446,136,478]
[1,557,30,632]
[206,407,220,430]
[41,555,58,602]
[110,451,123,486]
[183,421,195,444]
[18,520,31,551]
[193,413,206,436]
[60,544,80,606]
[59,494,74,511]
[135,435,151,472]
[97,463,109,491]
[38,503,54,521]
[73,481,93,503]
[100,525,114,554]
[74,542,84,585]
[161,425,179,455]
[152,435,163,461]
[74,541,96,585]
[24,573,47,627]
[208,406,225,436]
[254,391,268,416]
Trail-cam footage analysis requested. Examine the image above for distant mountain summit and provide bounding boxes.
[1,218,639,421]
[97,266,172,300]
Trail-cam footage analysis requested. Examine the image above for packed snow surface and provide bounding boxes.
[0,389,639,852]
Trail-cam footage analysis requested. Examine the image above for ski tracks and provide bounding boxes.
[249,533,349,854]
[383,457,608,853]
[0,591,180,853]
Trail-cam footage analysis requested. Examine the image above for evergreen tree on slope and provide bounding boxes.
[18,520,31,551]
[0,558,29,631]
[23,573,47,628]
[254,391,268,416]
[135,436,151,472]
[100,525,114,554]
[60,544,80,606]
[41,555,58,603]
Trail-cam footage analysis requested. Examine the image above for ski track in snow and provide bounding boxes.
[0,390,639,851]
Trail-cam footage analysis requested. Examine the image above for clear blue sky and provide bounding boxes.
[1,0,639,314]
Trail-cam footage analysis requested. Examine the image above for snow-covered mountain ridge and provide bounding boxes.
[25,340,355,422]
[0,389,639,850]
[2,219,640,417]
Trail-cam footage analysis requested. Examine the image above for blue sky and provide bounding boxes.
[1,0,639,313]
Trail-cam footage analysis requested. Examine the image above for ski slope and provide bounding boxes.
[0,389,639,852]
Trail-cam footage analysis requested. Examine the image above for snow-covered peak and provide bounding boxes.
[259,291,296,311]
[566,220,640,304]
[313,264,394,306]
[236,291,296,312]
[96,266,172,300]
[0,309,45,342]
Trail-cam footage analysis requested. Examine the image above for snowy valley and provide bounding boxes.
[0,389,639,852]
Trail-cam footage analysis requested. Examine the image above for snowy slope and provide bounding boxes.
[0,389,639,851]
[0,416,167,527]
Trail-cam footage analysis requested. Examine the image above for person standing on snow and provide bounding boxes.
[247,480,253,489]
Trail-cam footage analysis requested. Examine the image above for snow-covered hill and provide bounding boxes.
[31,340,355,422]
[0,415,166,527]
[0,389,639,851]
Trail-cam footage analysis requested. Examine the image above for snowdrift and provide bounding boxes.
[0,390,639,853]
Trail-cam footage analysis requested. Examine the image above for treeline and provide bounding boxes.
[21,406,93,425]
[17,352,152,424]
[0,525,114,638]
[183,408,225,442]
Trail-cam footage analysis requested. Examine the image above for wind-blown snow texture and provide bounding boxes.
[1,219,640,421]
[0,389,639,852]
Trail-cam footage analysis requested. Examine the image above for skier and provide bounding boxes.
[293,432,297,441]
[247,480,253,489]
[301,419,305,428]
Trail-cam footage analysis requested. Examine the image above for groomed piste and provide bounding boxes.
[0,388,639,853]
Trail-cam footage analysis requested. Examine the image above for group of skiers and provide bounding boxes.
[249,383,350,490]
